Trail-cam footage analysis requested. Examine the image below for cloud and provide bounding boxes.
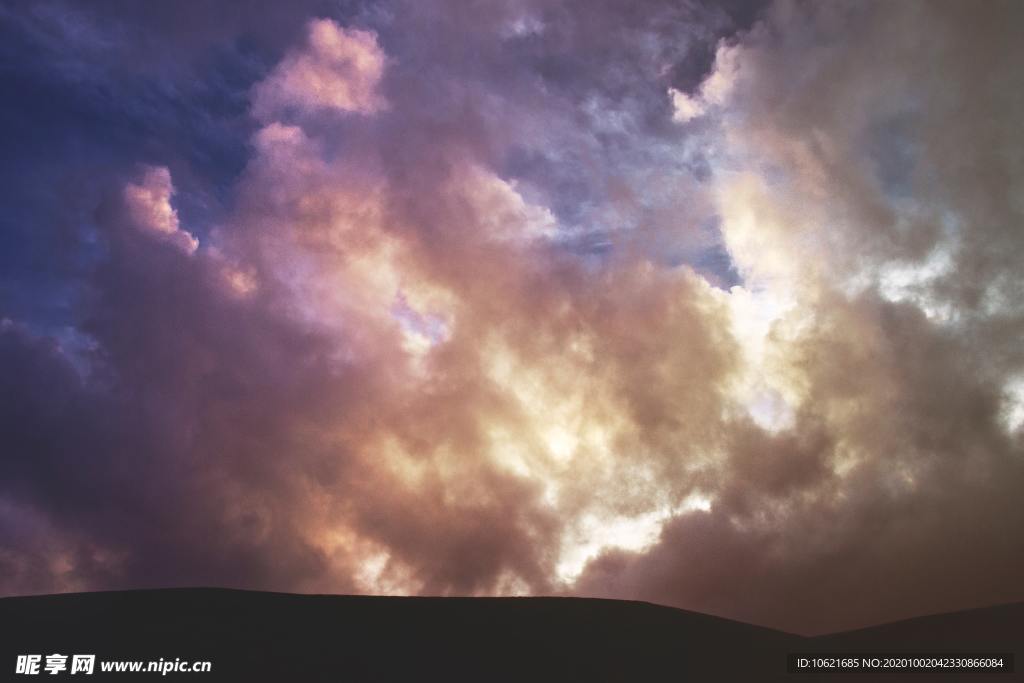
[669,42,739,122]
[252,18,387,120]
[1,0,1022,638]
[122,166,198,254]
[576,0,1024,634]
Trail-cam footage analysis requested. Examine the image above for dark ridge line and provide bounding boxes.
[4,587,1020,640]
[811,600,1024,639]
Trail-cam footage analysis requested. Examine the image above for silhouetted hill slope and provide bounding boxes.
[814,601,1024,652]
[800,602,1023,683]
[0,589,1019,682]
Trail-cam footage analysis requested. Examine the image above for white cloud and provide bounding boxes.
[122,166,198,254]
[252,19,387,120]
[669,43,739,123]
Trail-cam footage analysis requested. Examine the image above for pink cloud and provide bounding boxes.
[252,19,387,120]
[122,166,198,254]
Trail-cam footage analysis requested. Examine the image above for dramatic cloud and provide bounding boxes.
[577,0,1024,634]
[668,42,738,122]
[1,0,1021,636]
[122,166,199,254]
[252,19,387,120]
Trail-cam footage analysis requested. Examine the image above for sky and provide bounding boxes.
[1,0,1022,636]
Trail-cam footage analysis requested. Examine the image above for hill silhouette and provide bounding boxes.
[0,589,1019,681]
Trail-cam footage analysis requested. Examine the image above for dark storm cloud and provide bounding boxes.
[576,0,1024,633]
[0,180,353,592]
[579,292,1024,634]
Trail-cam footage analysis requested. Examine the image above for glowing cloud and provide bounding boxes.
[122,166,198,254]
[253,18,387,120]
[2,0,1022,638]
